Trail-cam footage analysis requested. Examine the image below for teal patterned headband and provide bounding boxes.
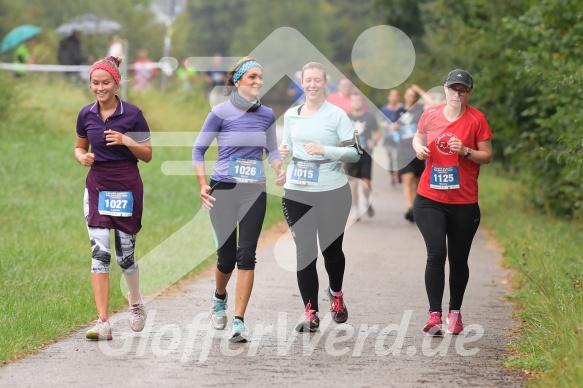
[233,60,262,83]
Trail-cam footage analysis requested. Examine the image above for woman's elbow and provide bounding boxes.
[347,153,361,163]
[142,151,153,163]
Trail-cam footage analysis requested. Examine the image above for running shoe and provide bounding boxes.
[367,204,375,217]
[447,310,464,335]
[295,301,320,332]
[326,287,348,323]
[86,317,112,341]
[423,311,443,336]
[210,291,228,330]
[128,293,147,332]
[229,318,248,343]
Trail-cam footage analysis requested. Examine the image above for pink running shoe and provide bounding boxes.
[423,311,443,336]
[295,301,320,332]
[326,288,348,323]
[447,310,464,335]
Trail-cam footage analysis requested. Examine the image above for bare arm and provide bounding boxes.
[75,137,95,167]
[412,132,430,160]
[270,158,286,186]
[448,138,493,164]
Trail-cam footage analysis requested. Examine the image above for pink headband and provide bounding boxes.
[90,62,120,85]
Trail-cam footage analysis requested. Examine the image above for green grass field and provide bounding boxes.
[479,168,583,386]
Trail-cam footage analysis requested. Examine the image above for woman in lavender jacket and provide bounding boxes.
[193,57,285,342]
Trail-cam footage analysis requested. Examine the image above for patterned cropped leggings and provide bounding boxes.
[84,189,138,274]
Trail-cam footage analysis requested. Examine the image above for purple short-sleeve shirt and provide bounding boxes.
[76,96,151,162]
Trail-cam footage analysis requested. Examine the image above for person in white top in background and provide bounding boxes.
[107,35,124,58]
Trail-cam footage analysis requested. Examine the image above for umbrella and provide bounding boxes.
[1,25,41,54]
[56,14,121,36]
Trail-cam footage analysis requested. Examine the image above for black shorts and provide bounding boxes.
[346,158,372,180]
[399,157,425,178]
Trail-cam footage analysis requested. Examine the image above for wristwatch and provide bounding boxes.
[464,147,473,158]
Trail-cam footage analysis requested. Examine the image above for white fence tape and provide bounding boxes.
[0,62,161,72]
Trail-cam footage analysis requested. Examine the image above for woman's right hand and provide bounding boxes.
[78,152,95,167]
[200,185,216,211]
[278,144,290,159]
[415,146,431,160]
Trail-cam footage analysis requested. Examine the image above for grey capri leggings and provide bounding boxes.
[83,189,138,274]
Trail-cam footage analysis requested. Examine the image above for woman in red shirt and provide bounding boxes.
[412,69,492,336]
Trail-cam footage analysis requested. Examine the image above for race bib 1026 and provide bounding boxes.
[228,156,262,183]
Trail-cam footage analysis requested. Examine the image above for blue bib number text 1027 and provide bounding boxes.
[98,191,134,217]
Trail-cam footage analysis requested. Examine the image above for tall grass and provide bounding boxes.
[479,168,583,386]
[0,75,284,362]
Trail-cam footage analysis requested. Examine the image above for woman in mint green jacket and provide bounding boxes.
[279,62,360,332]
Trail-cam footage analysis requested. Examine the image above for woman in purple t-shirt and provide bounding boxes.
[193,57,285,343]
[74,56,152,341]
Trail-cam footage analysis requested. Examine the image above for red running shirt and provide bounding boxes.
[416,103,492,204]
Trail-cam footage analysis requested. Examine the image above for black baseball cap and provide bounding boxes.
[445,69,473,89]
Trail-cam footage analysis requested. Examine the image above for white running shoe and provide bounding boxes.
[229,318,248,343]
[128,293,147,332]
[86,317,112,340]
[210,291,228,330]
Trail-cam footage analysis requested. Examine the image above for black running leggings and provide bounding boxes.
[413,194,481,312]
[209,180,266,273]
[281,184,352,312]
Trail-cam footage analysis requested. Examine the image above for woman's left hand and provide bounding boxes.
[447,137,467,156]
[274,167,286,186]
[105,129,125,146]
[303,143,325,156]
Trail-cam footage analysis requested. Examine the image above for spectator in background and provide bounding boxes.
[58,31,85,81]
[107,35,124,58]
[327,76,353,114]
[176,57,198,90]
[132,49,157,92]
[286,71,304,106]
[397,84,433,223]
[380,89,406,187]
[346,92,380,221]
[326,74,337,94]
[204,53,228,107]
[13,38,35,78]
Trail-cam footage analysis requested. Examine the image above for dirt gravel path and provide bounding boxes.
[0,147,525,387]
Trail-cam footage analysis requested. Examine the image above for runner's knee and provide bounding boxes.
[236,247,257,270]
[114,230,138,274]
[217,257,236,274]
